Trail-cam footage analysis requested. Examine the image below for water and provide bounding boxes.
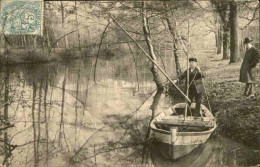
[0,55,259,167]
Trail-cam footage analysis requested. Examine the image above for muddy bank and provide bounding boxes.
[205,57,260,150]
[209,80,260,149]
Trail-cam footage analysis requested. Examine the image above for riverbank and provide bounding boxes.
[204,54,260,150]
[0,46,123,66]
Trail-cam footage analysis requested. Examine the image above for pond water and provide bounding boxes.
[0,55,259,167]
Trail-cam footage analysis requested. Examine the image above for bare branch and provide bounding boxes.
[240,3,259,30]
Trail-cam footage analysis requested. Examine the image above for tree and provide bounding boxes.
[229,0,240,63]
[211,0,230,59]
[164,2,182,77]
[60,1,69,49]
[74,1,81,51]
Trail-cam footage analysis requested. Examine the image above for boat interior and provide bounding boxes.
[153,105,215,132]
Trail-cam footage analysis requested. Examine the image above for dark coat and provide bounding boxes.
[239,47,260,83]
[178,67,206,94]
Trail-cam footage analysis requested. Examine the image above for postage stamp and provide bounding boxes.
[0,0,43,35]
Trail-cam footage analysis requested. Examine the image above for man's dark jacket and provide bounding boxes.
[178,67,206,94]
[239,47,260,83]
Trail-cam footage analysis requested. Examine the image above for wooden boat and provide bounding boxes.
[150,103,216,160]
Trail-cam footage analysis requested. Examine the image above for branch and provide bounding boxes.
[0,124,14,130]
[193,1,212,12]
[94,21,111,83]
[240,3,259,30]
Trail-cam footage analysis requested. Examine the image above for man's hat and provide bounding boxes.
[189,58,197,62]
[243,37,253,44]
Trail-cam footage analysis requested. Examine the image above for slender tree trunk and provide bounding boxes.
[229,0,240,63]
[33,35,37,49]
[60,2,68,49]
[141,2,163,165]
[94,21,110,83]
[222,25,229,59]
[165,18,181,77]
[217,27,222,54]
[127,43,140,92]
[21,36,24,48]
[23,36,27,50]
[43,2,50,50]
[164,2,181,77]
[75,1,81,51]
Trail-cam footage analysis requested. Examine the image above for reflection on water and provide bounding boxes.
[0,56,259,167]
[151,137,260,167]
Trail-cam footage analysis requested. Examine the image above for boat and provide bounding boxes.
[150,102,216,160]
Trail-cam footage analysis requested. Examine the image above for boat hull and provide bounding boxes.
[150,103,216,160]
[155,141,201,160]
[151,127,215,160]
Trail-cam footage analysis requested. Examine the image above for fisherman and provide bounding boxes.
[239,37,260,98]
[174,58,205,116]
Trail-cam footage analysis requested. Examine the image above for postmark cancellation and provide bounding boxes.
[0,0,43,35]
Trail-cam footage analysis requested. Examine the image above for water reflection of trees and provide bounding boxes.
[0,64,57,166]
[68,114,152,166]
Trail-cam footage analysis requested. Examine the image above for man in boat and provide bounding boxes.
[174,58,205,116]
[239,37,260,99]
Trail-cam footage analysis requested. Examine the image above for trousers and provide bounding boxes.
[188,85,202,116]
[244,83,255,96]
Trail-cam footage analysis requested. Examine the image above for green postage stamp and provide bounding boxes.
[0,0,43,35]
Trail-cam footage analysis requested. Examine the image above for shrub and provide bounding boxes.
[22,49,49,63]
[60,49,76,59]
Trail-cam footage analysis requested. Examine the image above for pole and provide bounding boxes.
[185,18,190,120]
[107,13,191,103]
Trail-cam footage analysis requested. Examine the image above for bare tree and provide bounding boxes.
[141,2,164,165]
[60,1,69,49]
[211,0,230,59]
[75,1,81,51]
[164,2,182,77]
[229,0,240,63]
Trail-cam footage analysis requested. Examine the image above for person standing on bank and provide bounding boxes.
[174,58,205,116]
[239,37,260,98]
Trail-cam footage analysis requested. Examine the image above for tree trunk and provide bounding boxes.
[165,18,182,77]
[94,21,110,83]
[222,25,229,59]
[216,27,222,54]
[75,1,81,51]
[43,2,50,50]
[141,2,163,165]
[33,35,37,49]
[127,43,140,92]
[60,2,68,49]
[23,36,27,50]
[164,2,181,77]
[229,0,240,63]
